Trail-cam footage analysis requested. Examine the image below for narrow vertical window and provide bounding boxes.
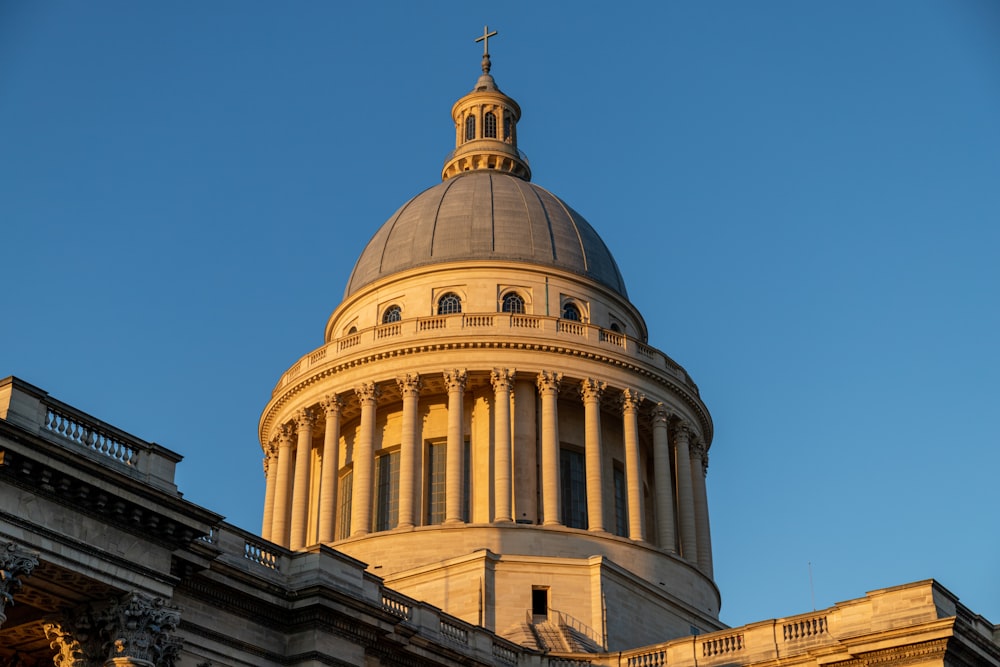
[560,448,588,529]
[532,587,549,619]
[484,111,497,138]
[337,469,353,540]
[437,292,462,315]
[374,450,400,532]
[463,439,471,522]
[427,442,446,525]
[501,292,525,314]
[613,464,628,537]
[504,116,513,141]
[465,115,476,141]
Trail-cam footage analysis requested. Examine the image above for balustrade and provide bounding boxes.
[702,632,744,657]
[271,312,701,399]
[440,618,470,644]
[243,539,280,570]
[45,407,139,466]
[625,649,665,667]
[381,592,412,620]
[782,614,827,640]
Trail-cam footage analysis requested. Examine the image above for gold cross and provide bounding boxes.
[475,25,498,56]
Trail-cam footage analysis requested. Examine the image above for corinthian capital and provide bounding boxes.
[294,408,315,431]
[320,394,343,416]
[580,378,607,402]
[396,373,422,397]
[619,388,644,413]
[355,381,381,405]
[536,370,562,395]
[443,369,468,393]
[650,402,672,427]
[104,591,182,666]
[490,368,515,393]
[0,540,39,627]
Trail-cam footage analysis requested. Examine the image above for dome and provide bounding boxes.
[344,171,629,298]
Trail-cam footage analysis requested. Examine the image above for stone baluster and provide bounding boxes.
[351,382,381,536]
[491,368,515,523]
[396,374,422,528]
[651,404,677,552]
[260,440,278,541]
[444,369,468,524]
[691,439,714,577]
[674,422,698,563]
[0,540,39,628]
[270,425,295,547]
[620,388,645,541]
[317,395,343,543]
[536,371,563,526]
[581,378,607,532]
[290,408,316,550]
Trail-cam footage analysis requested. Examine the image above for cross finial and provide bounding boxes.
[475,25,497,56]
[475,25,498,74]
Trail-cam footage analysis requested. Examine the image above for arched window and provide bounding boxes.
[561,303,581,321]
[465,115,476,141]
[609,322,621,333]
[484,112,497,138]
[347,326,358,335]
[382,305,402,323]
[437,292,462,315]
[501,292,525,314]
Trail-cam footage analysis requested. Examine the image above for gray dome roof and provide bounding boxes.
[345,172,628,298]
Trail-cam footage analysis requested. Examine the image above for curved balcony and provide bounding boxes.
[271,312,698,399]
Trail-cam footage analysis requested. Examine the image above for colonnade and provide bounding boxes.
[261,369,713,575]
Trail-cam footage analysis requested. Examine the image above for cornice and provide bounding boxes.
[260,339,713,448]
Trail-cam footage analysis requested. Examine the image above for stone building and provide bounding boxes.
[1,35,998,667]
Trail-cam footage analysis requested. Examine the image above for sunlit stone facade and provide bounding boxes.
[258,48,719,650]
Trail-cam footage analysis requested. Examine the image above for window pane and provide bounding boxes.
[613,466,628,537]
[484,112,497,138]
[382,305,401,323]
[502,293,524,314]
[437,292,462,315]
[427,443,446,525]
[562,303,581,321]
[338,470,354,540]
[374,451,400,532]
[465,115,476,141]
[560,448,587,529]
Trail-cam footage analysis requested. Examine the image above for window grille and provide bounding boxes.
[437,292,462,315]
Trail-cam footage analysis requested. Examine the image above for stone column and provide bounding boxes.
[352,382,380,536]
[491,368,515,523]
[270,424,295,547]
[581,378,607,532]
[317,395,342,543]
[674,422,698,563]
[260,440,278,541]
[444,369,468,524]
[691,439,714,577]
[290,408,315,550]
[0,540,38,628]
[621,388,645,541]
[651,404,677,552]
[46,592,182,667]
[537,371,563,526]
[396,374,422,528]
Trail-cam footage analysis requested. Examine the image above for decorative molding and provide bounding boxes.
[294,408,315,431]
[0,539,39,627]
[320,394,343,416]
[261,340,713,448]
[650,402,671,427]
[104,591,182,666]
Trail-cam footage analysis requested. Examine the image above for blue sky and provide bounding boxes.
[2,2,998,629]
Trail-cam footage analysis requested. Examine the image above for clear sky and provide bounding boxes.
[2,2,998,630]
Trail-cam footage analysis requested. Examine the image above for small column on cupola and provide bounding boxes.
[441,26,532,181]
